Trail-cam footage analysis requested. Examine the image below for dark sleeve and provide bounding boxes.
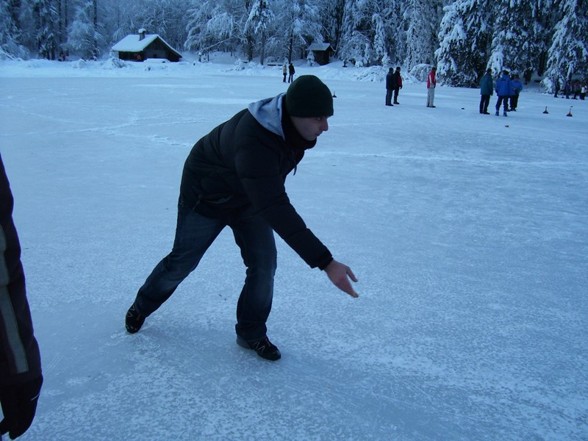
[234,138,332,269]
[0,155,42,387]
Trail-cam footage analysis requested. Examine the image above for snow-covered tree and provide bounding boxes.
[102,1,141,45]
[436,0,492,86]
[244,0,274,63]
[339,0,398,66]
[131,0,190,50]
[521,0,554,79]
[339,0,371,66]
[488,0,535,76]
[67,0,102,59]
[30,0,59,59]
[318,0,345,54]
[274,0,322,63]
[185,1,238,55]
[0,0,28,58]
[544,0,588,90]
[404,0,439,69]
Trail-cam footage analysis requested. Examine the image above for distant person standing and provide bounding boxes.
[479,68,493,114]
[0,155,43,440]
[426,66,437,108]
[564,80,571,99]
[572,80,581,99]
[282,64,287,83]
[385,68,394,106]
[509,74,523,111]
[288,63,295,83]
[495,70,513,116]
[392,67,403,104]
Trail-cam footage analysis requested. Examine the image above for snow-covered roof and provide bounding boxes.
[308,42,333,52]
[111,34,181,58]
[112,34,160,52]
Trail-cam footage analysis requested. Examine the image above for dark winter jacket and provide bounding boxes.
[0,155,42,388]
[495,73,513,97]
[385,69,394,90]
[480,73,493,96]
[180,95,332,269]
[392,71,402,90]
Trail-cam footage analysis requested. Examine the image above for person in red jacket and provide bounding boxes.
[125,75,359,361]
[427,66,437,108]
[0,155,43,440]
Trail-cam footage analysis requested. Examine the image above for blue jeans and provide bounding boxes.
[134,199,277,341]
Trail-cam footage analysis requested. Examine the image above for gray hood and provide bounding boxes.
[247,94,285,140]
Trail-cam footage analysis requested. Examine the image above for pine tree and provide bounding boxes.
[67,0,99,59]
[31,0,59,59]
[488,0,539,76]
[318,0,345,54]
[404,0,439,69]
[544,0,588,91]
[275,0,322,63]
[131,0,190,51]
[339,0,371,66]
[436,0,492,86]
[185,1,238,56]
[377,1,402,66]
[244,0,274,64]
[339,0,398,67]
[0,0,27,58]
[522,0,554,81]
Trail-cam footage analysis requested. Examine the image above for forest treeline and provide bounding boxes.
[0,0,586,88]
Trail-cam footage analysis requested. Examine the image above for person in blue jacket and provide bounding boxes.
[495,70,513,116]
[125,76,359,361]
[509,74,523,111]
[479,68,493,114]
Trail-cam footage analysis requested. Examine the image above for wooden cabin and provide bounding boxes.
[307,43,334,65]
[112,29,182,62]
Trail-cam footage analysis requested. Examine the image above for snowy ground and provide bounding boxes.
[1,57,587,441]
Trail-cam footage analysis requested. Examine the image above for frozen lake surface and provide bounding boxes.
[0,58,586,440]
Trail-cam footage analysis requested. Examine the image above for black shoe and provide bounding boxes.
[237,335,281,361]
[394,101,399,104]
[125,303,145,334]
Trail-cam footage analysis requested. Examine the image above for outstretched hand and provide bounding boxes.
[324,260,359,298]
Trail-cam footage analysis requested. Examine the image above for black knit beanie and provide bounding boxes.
[285,75,334,117]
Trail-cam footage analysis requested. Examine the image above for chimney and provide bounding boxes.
[138,28,146,41]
